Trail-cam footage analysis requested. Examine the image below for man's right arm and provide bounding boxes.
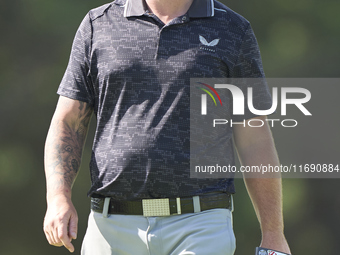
[43,96,93,253]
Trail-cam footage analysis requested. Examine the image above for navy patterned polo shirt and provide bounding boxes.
[57,0,272,200]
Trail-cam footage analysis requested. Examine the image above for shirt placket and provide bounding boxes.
[146,14,189,59]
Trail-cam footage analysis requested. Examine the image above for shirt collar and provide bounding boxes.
[116,0,215,18]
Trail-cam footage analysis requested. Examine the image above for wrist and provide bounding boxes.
[260,231,291,254]
[261,230,286,245]
[46,190,72,204]
[262,229,285,238]
[260,221,284,236]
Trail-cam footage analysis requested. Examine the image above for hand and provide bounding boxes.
[43,195,78,253]
[260,231,291,254]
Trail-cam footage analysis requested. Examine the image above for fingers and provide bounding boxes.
[52,225,63,247]
[44,211,78,253]
[44,222,63,247]
[45,231,58,246]
[58,222,75,253]
[69,213,78,240]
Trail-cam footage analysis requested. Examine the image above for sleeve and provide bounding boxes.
[233,24,265,78]
[231,24,274,121]
[57,13,95,105]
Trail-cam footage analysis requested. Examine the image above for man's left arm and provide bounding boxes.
[233,115,291,254]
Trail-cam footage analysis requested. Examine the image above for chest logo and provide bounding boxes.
[199,35,219,52]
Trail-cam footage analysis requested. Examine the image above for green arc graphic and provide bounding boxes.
[198,87,217,106]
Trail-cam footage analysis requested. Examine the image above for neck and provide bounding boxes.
[145,0,193,24]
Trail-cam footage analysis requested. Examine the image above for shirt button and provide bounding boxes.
[182,16,187,21]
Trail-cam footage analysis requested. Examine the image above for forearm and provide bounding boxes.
[244,178,283,233]
[239,134,284,234]
[245,176,290,253]
[234,117,290,253]
[44,98,92,201]
[245,177,288,252]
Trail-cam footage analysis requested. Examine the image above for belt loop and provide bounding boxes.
[230,195,234,212]
[176,197,182,214]
[103,197,111,218]
[193,196,201,213]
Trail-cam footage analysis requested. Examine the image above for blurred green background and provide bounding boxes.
[0,0,339,254]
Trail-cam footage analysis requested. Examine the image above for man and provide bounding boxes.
[43,0,291,254]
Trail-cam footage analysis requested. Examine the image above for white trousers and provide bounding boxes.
[81,208,236,255]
